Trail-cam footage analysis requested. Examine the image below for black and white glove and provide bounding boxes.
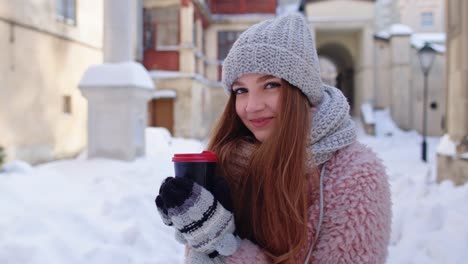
[156,177,239,263]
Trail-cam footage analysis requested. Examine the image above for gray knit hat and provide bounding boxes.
[222,13,323,105]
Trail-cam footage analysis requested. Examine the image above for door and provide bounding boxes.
[148,98,174,135]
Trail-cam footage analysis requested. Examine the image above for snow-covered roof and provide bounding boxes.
[411,33,446,53]
[413,42,446,53]
[389,24,413,36]
[79,62,154,90]
[375,30,391,40]
[211,13,275,23]
[412,33,446,43]
[149,70,194,80]
[149,70,223,88]
[152,89,176,99]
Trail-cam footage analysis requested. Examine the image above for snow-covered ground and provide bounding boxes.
[1,110,467,264]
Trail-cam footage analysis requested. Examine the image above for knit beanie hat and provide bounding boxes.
[222,13,357,165]
[222,13,323,106]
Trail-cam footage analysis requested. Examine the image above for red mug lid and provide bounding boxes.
[172,151,218,162]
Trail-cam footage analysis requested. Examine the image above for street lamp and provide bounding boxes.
[417,42,436,162]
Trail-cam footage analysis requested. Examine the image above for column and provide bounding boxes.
[437,0,468,184]
[389,24,412,130]
[79,0,154,161]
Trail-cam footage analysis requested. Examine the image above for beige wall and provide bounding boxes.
[0,0,103,48]
[445,0,468,142]
[306,0,373,20]
[307,0,375,116]
[390,35,412,130]
[0,0,103,164]
[153,77,226,139]
[374,39,392,109]
[180,2,195,74]
[356,25,375,113]
[398,0,445,32]
[410,49,446,136]
[154,78,192,137]
[436,0,468,185]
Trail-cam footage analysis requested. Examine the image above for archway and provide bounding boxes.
[317,43,355,113]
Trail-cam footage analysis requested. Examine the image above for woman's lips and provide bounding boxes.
[250,117,273,128]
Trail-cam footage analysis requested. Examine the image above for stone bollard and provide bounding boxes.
[79,62,153,161]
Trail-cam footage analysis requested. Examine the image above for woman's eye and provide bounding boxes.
[265,82,281,89]
[233,88,248,94]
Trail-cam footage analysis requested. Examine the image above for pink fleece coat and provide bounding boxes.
[224,141,391,263]
[186,141,392,263]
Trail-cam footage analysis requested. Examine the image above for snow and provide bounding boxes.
[149,70,223,88]
[375,30,391,40]
[411,33,446,53]
[357,110,468,264]
[437,135,468,160]
[79,62,154,90]
[152,90,176,99]
[360,102,375,124]
[2,110,468,263]
[276,3,300,16]
[411,33,446,45]
[437,134,456,156]
[389,23,413,35]
[149,70,194,80]
[463,152,468,159]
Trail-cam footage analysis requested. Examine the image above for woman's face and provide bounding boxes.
[232,73,282,142]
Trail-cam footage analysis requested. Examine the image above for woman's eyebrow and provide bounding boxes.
[232,80,244,87]
[257,75,279,83]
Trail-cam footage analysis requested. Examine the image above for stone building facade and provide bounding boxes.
[142,0,276,139]
[437,0,468,184]
[1,0,454,165]
[73,0,447,143]
[0,0,103,164]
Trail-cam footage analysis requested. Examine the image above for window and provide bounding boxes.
[143,9,153,50]
[56,0,76,25]
[217,31,243,60]
[149,7,179,48]
[63,95,72,114]
[421,12,433,28]
[193,21,197,47]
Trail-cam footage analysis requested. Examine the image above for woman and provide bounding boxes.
[156,13,391,263]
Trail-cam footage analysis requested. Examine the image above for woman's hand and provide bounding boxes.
[155,177,239,259]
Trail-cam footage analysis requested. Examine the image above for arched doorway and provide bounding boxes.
[317,43,355,113]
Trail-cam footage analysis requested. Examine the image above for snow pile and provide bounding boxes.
[359,109,468,264]
[1,111,468,263]
[437,134,457,156]
[360,102,375,124]
[0,129,203,264]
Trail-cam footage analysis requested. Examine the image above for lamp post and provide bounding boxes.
[417,42,436,162]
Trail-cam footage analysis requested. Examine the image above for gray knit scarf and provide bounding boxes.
[307,85,357,166]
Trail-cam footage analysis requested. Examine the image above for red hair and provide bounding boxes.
[208,81,316,263]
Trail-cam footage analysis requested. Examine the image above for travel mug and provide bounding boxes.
[172,151,218,192]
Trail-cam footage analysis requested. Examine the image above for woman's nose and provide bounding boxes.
[245,93,265,113]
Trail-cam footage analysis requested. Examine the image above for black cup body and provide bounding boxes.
[174,161,216,192]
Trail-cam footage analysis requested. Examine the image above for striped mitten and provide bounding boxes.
[156,177,239,259]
